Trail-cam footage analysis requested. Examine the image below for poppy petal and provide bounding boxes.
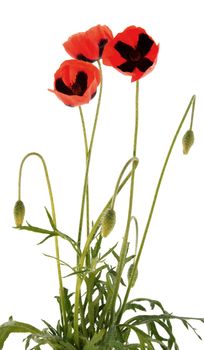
[64,25,113,62]
[102,26,159,81]
[50,60,101,107]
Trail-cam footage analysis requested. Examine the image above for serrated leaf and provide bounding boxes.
[0,320,40,350]
[125,303,146,312]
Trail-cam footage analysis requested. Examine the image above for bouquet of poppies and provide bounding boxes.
[0,25,203,350]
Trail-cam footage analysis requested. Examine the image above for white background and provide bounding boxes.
[0,0,204,349]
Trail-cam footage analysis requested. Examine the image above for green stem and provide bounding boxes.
[79,106,90,259]
[190,95,196,130]
[74,61,103,347]
[111,157,139,209]
[18,152,67,335]
[109,81,140,324]
[117,94,196,324]
[77,60,103,258]
[131,216,139,256]
[73,170,134,346]
[78,106,90,336]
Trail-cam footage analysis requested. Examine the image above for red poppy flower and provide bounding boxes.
[102,26,159,82]
[63,25,113,62]
[49,60,101,107]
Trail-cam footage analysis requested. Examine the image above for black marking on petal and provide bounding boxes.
[55,78,73,95]
[135,57,153,72]
[137,33,154,56]
[56,71,88,97]
[98,38,108,57]
[72,71,88,96]
[117,61,136,73]
[91,91,97,99]
[114,41,135,60]
[77,54,95,63]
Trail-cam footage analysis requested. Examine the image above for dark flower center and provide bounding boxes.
[129,48,142,62]
[56,71,88,96]
[114,33,154,73]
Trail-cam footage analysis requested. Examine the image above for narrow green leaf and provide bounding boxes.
[112,250,120,261]
[45,207,56,230]
[100,242,118,261]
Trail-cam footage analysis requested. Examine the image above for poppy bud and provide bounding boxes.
[101,208,116,237]
[14,200,25,227]
[127,263,138,287]
[182,130,194,155]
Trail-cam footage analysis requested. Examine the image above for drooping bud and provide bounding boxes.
[182,130,194,155]
[101,208,116,237]
[127,263,138,287]
[14,200,25,227]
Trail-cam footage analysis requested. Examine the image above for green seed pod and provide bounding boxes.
[182,130,194,155]
[127,263,138,287]
[101,208,116,237]
[14,200,25,227]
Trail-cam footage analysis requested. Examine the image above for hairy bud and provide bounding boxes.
[14,200,25,227]
[127,263,138,287]
[182,130,194,155]
[101,208,116,237]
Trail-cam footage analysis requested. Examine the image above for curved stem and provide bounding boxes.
[18,152,67,335]
[131,216,139,256]
[117,94,196,324]
[190,95,196,130]
[111,157,139,209]
[109,81,140,324]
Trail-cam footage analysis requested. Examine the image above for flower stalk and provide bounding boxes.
[17,152,67,335]
[77,60,103,259]
[109,80,140,324]
[117,94,196,323]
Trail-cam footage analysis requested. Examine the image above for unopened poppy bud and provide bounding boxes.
[101,208,116,237]
[127,263,138,287]
[182,130,194,155]
[14,200,25,227]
